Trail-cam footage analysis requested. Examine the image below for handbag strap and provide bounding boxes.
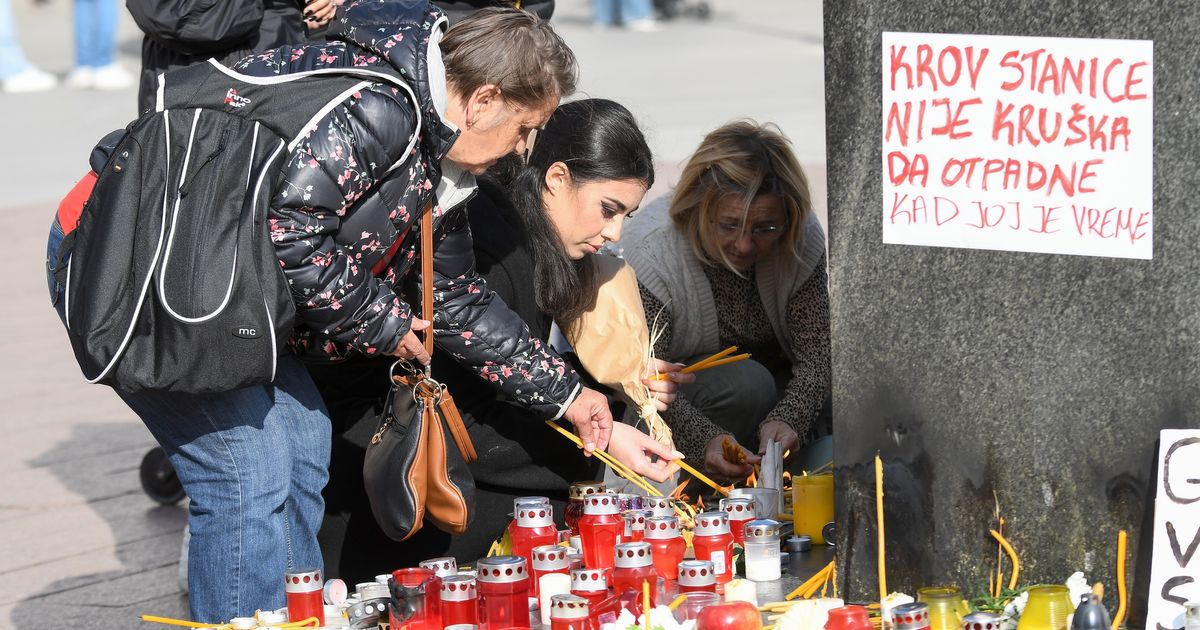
[420,200,435,360]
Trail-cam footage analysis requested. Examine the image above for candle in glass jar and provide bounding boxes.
[719,497,757,545]
[692,511,734,586]
[549,593,589,630]
[644,516,686,580]
[440,575,479,630]
[612,542,657,607]
[621,509,648,543]
[578,492,623,571]
[477,556,532,630]
[676,560,717,594]
[642,496,674,519]
[565,482,606,535]
[510,498,557,572]
[532,545,570,610]
[569,568,610,609]
[389,568,441,630]
[285,569,325,626]
[743,519,782,582]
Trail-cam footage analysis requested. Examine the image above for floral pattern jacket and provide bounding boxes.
[232,0,580,418]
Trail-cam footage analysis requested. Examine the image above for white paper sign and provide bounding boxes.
[1147,429,1200,629]
[880,32,1154,259]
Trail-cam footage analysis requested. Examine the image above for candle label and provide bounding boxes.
[445,625,478,630]
[711,551,726,575]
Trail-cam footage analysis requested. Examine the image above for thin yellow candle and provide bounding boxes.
[669,593,690,611]
[693,353,751,371]
[651,346,739,380]
[876,453,887,601]
[1112,530,1128,630]
[643,580,651,630]
[675,458,729,496]
[989,529,1020,590]
[140,615,216,628]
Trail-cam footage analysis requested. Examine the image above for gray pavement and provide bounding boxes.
[0,1,825,627]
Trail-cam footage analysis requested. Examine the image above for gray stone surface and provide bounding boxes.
[826,2,1200,622]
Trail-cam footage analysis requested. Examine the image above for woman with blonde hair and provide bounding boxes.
[624,120,830,480]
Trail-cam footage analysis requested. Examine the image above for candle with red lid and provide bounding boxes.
[676,560,717,594]
[440,574,479,630]
[644,515,686,580]
[691,511,734,586]
[612,542,657,607]
[565,482,606,535]
[719,496,756,545]
[621,509,647,543]
[389,567,441,630]
[285,569,325,626]
[509,498,557,571]
[476,555,532,629]
[569,568,610,609]
[549,593,590,630]
[578,492,623,571]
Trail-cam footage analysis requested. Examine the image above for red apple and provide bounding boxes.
[695,600,763,630]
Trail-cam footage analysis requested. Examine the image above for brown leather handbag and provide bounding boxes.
[362,202,479,541]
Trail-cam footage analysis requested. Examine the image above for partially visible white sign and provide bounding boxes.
[881,32,1154,259]
[1147,429,1200,629]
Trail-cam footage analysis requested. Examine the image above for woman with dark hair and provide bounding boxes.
[318,98,688,582]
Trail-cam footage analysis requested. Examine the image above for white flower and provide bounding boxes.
[1065,571,1089,609]
[1004,590,1029,618]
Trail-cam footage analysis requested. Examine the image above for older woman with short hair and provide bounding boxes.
[625,120,830,480]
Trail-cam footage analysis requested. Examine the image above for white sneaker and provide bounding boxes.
[90,63,134,91]
[2,67,57,93]
[626,18,662,32]
[64,66,94,89]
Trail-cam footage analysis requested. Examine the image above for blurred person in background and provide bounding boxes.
[126,0,331,112]
[66,0,133,89]
[0,0,56,93]
[591,0,659,31]
[624,121,831,482]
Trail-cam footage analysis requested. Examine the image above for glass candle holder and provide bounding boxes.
[511,499,557,573]
[477,556,532,630]
[691,512,734,585]
[643,496,675,519]
[672,591,720,622]
[569,568,609,609]
[827,605,874,630]
[566,482,606,535]
[1016,585,1074,630]
[549,593,590,630]
[644,516,685,580]
[677,560,717,594]
[389,568,440,630]
[439,574,478,630]
[792,474,834,544]
[743,519,782,582]
[622,509,648,543]
[579,492,623,571]
[612,542,657,607]
[719,497,757,545]
[284,569,325,627]
[917,586,971,630]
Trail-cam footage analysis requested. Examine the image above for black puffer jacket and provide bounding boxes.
[127,0,305,114]
[231,0,580,419]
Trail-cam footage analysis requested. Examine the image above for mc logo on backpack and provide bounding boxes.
[233,327,261,339]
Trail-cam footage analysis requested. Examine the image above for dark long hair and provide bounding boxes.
[507,98,655,327]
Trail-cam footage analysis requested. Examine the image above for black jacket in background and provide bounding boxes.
[127,0,305,113]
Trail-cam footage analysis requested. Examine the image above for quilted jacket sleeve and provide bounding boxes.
[270,82,419,356]
[127,0,264,55]
[430,209,582,420]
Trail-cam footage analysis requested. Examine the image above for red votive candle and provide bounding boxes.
[579,492,623,571]
[720,496,756,546]
[549,593,590,630]
[644,516,686,580]
[691,511,734,586]
[439,574,479,630]
[676,560,717,594]
[565,482,606,535]
[389,567,440,630]
[612,542,657,608]
[476,555,532,629]
[284,569,325,626]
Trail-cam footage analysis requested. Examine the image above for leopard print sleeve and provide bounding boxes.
[763,254,831,437]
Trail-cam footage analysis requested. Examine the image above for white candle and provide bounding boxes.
[538,572,572,625]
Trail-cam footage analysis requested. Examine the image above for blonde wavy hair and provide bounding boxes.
[669,120,812,272]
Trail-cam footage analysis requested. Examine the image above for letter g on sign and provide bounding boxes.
[1163,437,1200,504]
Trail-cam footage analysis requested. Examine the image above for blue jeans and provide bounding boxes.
[0,0,30,79]
[73,0,117,67]
[590,0,653,25]
[48,218,331,623]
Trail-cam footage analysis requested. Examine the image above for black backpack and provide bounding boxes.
[64,59,416,393]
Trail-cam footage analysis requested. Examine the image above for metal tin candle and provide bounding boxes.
[719,496,757,545]
[285,569,325,626]
[612,542,657,607]
[569,568,610,609]
[532,544,571,611]
[579,492,623,570]
[691,511,734,585]
[676,560,717,593]
[549,593,590,630]
[476,556,532,630]
[566,482,606,534]
[506,496,550,544]
[440,574,479,630]
[510,498,557,572]
[621,509,648,543]
[616,493,643,512]
[962,612,1002,630]
[743,519,782,582]
[643,496,675,518]
[643,515,686,580]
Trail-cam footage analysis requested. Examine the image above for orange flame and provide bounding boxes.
[746,470,757,488]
